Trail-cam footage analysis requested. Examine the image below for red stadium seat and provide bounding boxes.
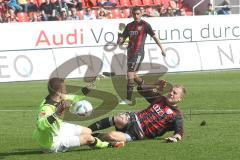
[153,0,162,6]
[142,0,154,6]
[17,12,30,22]
[110,8,123,19]
[130,0,143,6]
[90,0,98,7]
[83,0,95,8]
[161,0,169,6]
[82,0,87,8]
[119,0,131,7]
[109,0,119,6]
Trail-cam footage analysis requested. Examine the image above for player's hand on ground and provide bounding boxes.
[165,137,178,143]
[165,134,181,143]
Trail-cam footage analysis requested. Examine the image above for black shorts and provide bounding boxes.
[115,112,144,141]
[127,54,144,72]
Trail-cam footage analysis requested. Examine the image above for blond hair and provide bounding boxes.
[173,84,186,99]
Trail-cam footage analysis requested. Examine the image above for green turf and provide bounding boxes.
[0,70,240,160]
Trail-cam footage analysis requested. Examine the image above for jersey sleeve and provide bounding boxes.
[64,94,84,104]
[137,84,162,104]
[121,24,129,39]
[145,23,155,37]
[36,105,56,131]
[173,113,184,137]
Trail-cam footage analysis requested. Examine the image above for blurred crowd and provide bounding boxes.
[0,0,201,23]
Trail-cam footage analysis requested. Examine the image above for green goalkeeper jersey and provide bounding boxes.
[33,94,84,149]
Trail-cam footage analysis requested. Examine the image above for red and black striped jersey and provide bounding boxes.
[135,97,184,139]
[121,20,155,57]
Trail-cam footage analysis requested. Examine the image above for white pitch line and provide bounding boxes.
[192,109,240,112]
[0,110,37,112]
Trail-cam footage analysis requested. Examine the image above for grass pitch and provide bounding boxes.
[0,70,240,160]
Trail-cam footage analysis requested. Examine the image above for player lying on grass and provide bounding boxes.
[88,77,186,143]
[33,77,123,153]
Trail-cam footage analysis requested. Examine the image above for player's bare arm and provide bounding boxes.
[152,35,166,57]
[117,37,125,45]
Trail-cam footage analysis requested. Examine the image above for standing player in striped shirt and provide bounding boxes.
[88,78,186,143]
[117,7,166,105]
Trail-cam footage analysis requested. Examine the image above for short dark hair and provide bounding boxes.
[131,7,141,13]
[208,3,213,7]
[48,77,65,96]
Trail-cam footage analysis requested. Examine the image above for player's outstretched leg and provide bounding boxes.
[119,78,134,105]
[108,141,125,149]
[80,134,124,149]
[90,133,125,149]
[89,137,109,149]
[88,117,114,132]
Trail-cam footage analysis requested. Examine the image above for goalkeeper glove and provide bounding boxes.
[54,100,71,117]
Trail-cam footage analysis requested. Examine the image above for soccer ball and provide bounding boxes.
[70,100,93,116]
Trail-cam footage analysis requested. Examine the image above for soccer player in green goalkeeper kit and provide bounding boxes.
[33,77,123,153]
